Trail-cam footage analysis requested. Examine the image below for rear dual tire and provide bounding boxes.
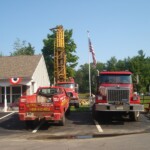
[25,120,34,129]
[66,106,71,116]
[74,103,79,108]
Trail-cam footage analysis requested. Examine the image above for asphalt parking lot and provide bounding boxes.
[0,111,150,140]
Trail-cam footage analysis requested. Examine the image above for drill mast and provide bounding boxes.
[50,25,66,82]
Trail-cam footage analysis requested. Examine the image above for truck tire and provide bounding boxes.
[92,111,98,120]
[75,103,79,108]
[59,115,65,126]
[129,111,140,121]
[66,106,70,116]
[92,105,98,120]
[25,120,33,129]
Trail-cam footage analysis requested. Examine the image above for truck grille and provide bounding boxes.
[107,88,129,104]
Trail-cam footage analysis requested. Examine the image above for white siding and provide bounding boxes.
[32,55,50,93]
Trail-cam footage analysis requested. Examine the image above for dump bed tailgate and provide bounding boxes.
[26,103,54,112]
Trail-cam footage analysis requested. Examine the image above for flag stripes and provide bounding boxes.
[88,36,97,67]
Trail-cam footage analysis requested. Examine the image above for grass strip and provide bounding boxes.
[70,105,90,112]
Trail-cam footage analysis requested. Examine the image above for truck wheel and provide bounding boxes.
[66,106,70,116]
[129,111,140,121]
[75,103,79,108]
[25,120,33,129]
[92,105,98,120]
[59,115,65,126]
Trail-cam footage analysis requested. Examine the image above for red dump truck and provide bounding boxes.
[92,71,144,121]
[56,78,79,108]
[19,86,70,126]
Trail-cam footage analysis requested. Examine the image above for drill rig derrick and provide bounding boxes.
[50,25,80,108]
[50,25,66,82]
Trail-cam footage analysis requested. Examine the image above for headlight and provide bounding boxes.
[133,95,138,100]
[133,92,139,100]
[97,96,103,100]
[99,86,106,96]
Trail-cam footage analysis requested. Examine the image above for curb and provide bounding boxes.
[27,131,149,140]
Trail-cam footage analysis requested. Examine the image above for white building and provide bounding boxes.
[0,55,50,111]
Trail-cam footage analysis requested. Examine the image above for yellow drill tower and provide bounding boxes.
[50,25,66,82]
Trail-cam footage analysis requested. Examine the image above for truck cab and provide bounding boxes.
[92,71,144,121]
[56,78,79,108]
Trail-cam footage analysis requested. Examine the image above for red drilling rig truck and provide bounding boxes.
[51,25,79,108]
[56,77,79,108]
[92,71,144,121]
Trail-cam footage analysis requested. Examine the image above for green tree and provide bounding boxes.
[75,62,105,93]
[75,64,89,93]
[106,56,118,71]
[42,27,79,83]
[128,50,150,93]
[0,52,3,56]
[116,58,130,71]
[75,50,150,94]
[11,39,35,56]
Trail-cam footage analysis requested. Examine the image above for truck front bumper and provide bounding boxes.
[70,99,79,104]
[95,103,144,112]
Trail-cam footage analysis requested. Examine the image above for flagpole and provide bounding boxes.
[87,31,91,98]
[87,31,97,108]
[89,47,91,98]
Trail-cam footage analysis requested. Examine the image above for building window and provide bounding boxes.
[1,87,10,103]
[12,86,21,103]
[0,86,22,104]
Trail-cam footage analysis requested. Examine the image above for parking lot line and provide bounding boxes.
[0,112,15,120]
[94,120,103,133]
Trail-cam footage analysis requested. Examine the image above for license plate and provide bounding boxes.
[116,106,123,110]
[28,107,51,112]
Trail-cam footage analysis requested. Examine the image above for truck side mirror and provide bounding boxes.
[67,92,73,97]
[75,84,79,93]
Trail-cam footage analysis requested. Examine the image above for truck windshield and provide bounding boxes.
[99,74,132,84]
[56,83,75,89]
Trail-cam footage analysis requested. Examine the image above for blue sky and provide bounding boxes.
[0,0,150,69]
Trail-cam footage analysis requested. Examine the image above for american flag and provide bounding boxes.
[88,36,97,67]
